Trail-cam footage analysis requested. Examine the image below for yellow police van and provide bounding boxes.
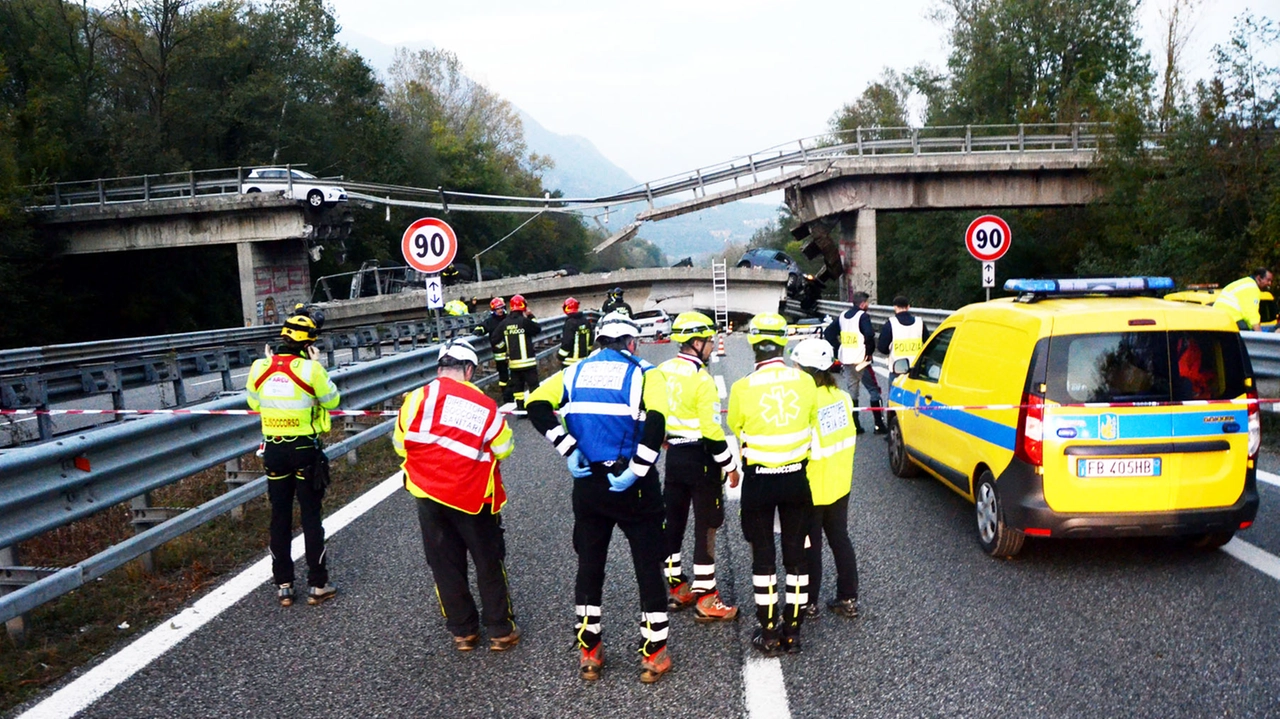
[886,277,1260,557]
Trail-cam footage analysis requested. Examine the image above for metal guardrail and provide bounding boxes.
[25,123,1132,217]
[0,315,566,624]
[790,299,1280,379]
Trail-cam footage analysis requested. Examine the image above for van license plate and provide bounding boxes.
[1076,458,1161,478]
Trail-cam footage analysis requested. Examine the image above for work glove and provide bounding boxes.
[567,448,592,479]
[607,467,639,492]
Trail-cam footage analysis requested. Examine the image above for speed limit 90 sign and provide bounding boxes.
[965,215,1012,262]
[401,217,458,274]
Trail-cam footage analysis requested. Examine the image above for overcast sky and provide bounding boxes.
[330,0,1267,184]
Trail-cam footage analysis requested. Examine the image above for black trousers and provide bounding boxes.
[573,468,668,652]
[806,492,859,603]
[264,436,328,588]
[663,444,724,588]
[495,359,513,404]
[509,365,539,409]
[740,464,812,631]
[415,497,516,639]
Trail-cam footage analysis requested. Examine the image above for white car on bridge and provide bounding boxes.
[240,168,347,208]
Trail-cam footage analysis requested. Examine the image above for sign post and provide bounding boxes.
[402,218,458,343]
[965,215,1011,301]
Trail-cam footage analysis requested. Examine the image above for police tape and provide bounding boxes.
[2,396,1277,418]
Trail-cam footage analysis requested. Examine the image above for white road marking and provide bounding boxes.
[1257,470,1280,488]
[743,656,792,719]
[714,374,727,399]
[18,471,405,719]
[1222,538,1280,582]
[190,370,250,388]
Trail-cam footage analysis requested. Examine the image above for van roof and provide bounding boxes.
[953,296,1240,336]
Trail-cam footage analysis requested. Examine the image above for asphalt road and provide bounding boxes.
[15,336,1280,718]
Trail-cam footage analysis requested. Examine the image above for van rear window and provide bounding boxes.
[1045,331,1246,404]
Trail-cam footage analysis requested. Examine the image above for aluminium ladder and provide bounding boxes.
[712,260,729,331]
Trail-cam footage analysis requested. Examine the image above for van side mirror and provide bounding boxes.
[892,358,911,375]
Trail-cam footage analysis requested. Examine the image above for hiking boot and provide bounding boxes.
[802,602,820,620]
[828,598,859,618]
[639,646,671,684]
[751,628,784,657]
[579,643,604,681]
[782,633,802,654]
[306,584,337,606]
[874,424,888,435]
[693,592,738,623]
[277,583,295,607]
[453,634,479,651]
[489,625,521,652]
[667,581,695,611]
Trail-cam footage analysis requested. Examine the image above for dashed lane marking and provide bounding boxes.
[714,374,727,399]
[1222,538,1280,583]
[743,656,792,719]
[17,472,405,719]
[1257,470,1280,488]
[189,369,251,388]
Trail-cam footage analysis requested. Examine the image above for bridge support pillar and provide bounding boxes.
[837,209,877,304]
[236,241,312,327]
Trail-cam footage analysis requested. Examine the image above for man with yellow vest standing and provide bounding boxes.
[728,312,819,656]
[657,312,740,622]
[1214,268,1273,331]
[527,312,673,683]
[790,338,860,621]
[246,311,341,607]
[876,295,927,382]
[393,339,520,652]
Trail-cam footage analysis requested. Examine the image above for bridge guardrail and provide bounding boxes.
[0,316,566,625]
[789,299,1280,379]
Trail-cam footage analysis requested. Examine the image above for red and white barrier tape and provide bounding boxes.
[1,397,1275,418]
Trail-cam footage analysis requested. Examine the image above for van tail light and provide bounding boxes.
[1015,392,1044,467]
[1247,389,1261,459]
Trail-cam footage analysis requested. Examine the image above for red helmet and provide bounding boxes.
[489,297,506,311]
[563,297,580,314]
[509,294,528,311]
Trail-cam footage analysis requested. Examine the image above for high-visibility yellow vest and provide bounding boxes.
[807,385,856,505]
[658,353,725,443]
[246,354,340,437]
[727,359,817,468]
[889,315,925,367]
[444,299,469,316]
[1214,277,1261,328]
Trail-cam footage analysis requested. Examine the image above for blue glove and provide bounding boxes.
[607,467,639,492]
[567,449,592,479]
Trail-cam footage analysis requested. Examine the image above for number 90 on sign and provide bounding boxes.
[965,215,1012,262]
[401,217,458,274]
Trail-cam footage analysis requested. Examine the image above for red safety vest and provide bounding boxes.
[400,377,507,514]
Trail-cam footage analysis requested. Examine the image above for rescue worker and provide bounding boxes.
[727,312,818,656]
[601,287,632,316]
[494,294,540,414]
[246,312,341,607]
[526,312,672,684]
[558,297,594,367]
[823,291,886,435]
[393,339,520,652]
[790,338,860,621]
[444,298,469,317]
[1214,268,1273,331]
[657,312,740,622]
[877,296,927,381]
[475,297,513,406]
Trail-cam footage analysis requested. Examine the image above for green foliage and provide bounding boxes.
[829,70,912,135]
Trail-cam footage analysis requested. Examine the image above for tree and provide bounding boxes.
[829,70,912,137]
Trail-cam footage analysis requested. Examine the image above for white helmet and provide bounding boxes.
[438,338,479,366]
[596,311,640,339]
[790,338,834,371]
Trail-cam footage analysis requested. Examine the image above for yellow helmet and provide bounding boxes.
[670,312,716,343]
[747,312,789,346]
[280,314,319,343]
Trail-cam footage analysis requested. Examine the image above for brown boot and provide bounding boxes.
[693,591,738,623]
[639,646,671,684]
[453,634,479,651]
[489,625,521,652]
[579,643,604,681]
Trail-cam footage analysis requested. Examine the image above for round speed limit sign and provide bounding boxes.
[401,217,458,274]
[965,215,1012,262]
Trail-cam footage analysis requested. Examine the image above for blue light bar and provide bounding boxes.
[1003,277,1175,295]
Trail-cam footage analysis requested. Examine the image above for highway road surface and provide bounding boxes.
[12,336,1280,718]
